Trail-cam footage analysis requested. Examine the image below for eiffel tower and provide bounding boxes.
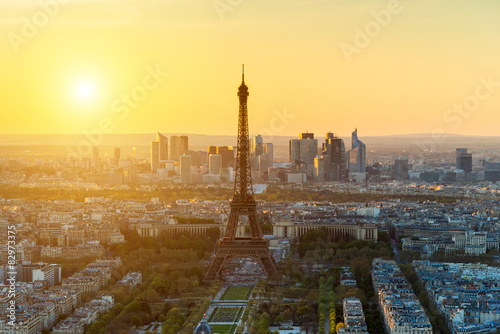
[204,66,279,281]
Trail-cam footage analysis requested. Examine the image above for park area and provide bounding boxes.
[210,324,237,334]
[209,307,244,323]
[220,286,253,300]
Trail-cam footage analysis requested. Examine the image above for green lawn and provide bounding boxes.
[210,324,237,334]
[221,286,253,300]
[209,307,244,323]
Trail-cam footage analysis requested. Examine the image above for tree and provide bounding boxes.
[132,315,143,327]
[125,300,141,313]
[146,289,160,302]
[336,322,344,332]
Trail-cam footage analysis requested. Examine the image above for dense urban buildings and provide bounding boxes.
[372,258,433,334]
[414,261,500,334]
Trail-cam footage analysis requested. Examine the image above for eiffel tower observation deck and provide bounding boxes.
[204,66,279,282]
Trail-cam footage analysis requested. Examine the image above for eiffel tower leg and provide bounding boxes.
[260,254,279,278]
[247,205,262,239]
[225,207,240,239]
[204,255,226,281]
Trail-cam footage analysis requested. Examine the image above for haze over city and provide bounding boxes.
[1,0,500,137]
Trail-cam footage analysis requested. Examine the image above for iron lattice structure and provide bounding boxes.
[204,66,279,281]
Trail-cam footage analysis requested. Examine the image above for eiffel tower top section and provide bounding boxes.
[233,65,254,204]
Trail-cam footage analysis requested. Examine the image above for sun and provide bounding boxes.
[75,81,96,102]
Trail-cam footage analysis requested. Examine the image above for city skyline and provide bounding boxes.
[1,0,500,137]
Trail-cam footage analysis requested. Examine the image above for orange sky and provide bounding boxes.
[1,0,499,137]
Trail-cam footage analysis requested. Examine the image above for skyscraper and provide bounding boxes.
[157,133,168,161]
[314,156,325,181]
[289,133,317,165]
[264,143,274,170]
[151,141,160,171]
[217,146,235,168]
[209,154,223,175]
[456,148,472,172]
[289,134,318,178]
[170,136,181,161]
[299,135,318,165]
[289,139,301,164]
[208,146,217,156]
[251,135,264,170]
[349,128,366,174]
[114,148,120,165]
[322,132,347,181]
[180,136,189,154]
[180,155,191,184]
[394,158,409,180]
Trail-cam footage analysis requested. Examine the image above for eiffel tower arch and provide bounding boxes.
[204,66,279,281]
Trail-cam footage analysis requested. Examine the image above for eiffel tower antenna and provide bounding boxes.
[204,67,279,281]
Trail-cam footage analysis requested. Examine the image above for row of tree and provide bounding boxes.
[0,185,462,203]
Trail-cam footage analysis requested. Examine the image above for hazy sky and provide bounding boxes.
[1,0,499,137]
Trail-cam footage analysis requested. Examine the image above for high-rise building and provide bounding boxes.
[264,143,274,170]
[289,133,317,165]
[289,134,318,178]
[180,155,191,184]
[157,133,168,161]
[182,150,203,167]
[180,136,189,154]
[217,146,235,168]
[299,138,318,165]
[251,135,264,170]
[322,133,347,181]
[92,147,99,166]
[250,135,274,172]
[349,128,366,173]
[314,156,325,181]
[251,135,264,155]
[209,154,223,175]
[289,139,301,164]
[456,148,472,172]
[394,158,409,180]
[114,148,120,165]
[208,146,234,168]
[208,146,217,156]
[151,141,160,171]
[170,136,181,161]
